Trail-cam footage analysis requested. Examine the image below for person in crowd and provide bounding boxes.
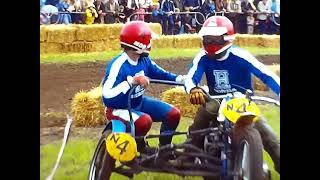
[105,0,120,23]
[241,0,257,34]
[226,0,242,33]
[161,0,175,35]
[85,2,98,24]
[94,0,107,23]
[257,0,271,34]
[56,0,72,24]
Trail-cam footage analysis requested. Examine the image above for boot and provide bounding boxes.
[159,128,176,160]
[254,117,280,174]
[136,138,155,156]
[159,133,173,146]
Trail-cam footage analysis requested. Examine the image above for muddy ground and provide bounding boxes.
[40,55,279,145]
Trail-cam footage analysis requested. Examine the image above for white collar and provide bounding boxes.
[123,52,138,66]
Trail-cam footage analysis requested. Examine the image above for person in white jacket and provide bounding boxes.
[256,0,271,34]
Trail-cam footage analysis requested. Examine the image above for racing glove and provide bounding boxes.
[189,87,206,105]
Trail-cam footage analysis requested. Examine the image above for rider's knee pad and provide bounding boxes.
[166,107,181,128]
[135,114,153,136]
[205,99,220,114]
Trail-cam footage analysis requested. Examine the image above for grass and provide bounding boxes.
[40,47,280,64]
[40,105,280,180]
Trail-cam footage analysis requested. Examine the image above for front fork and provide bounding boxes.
[221,120,232,178]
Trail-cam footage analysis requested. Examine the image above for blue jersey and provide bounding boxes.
[185,46,280,96]
[102,52,178,109]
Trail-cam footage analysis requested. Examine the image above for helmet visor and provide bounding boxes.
[203,35,226,46]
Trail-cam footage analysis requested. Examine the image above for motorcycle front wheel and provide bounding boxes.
[232,124,264,180]
[88,129,115,180]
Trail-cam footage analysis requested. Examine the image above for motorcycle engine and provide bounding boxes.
[204,130,221,157]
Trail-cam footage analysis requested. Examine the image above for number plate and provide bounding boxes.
[105,133,137,162]
[222,98,260,123]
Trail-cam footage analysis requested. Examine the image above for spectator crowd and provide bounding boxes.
[40,0,280,35]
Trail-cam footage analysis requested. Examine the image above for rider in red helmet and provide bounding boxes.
[199,15,235,56]
[119,20,155,55]
[184,16,280,173]
[102,21,186,153]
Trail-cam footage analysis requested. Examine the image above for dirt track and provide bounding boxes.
[40,55,279,144]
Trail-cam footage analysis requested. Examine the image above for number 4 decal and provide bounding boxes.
[110,133,120,143]
[227,103,247,113]
[236,103,247,113]
[116,140,129,155]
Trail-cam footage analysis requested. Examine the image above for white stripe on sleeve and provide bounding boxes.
[151,60,167,72]
[231,47,280,85]
[185,50,206,93]
[102,54,131,99]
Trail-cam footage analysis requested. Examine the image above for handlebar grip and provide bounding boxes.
[149,79,184,86]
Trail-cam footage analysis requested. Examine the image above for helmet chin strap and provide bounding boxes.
[139,52,149,57]
[206,43,232,60]
[215,44,232,61]
[216,49,230,61]
[215,43,233,55]
[135,48,150,57]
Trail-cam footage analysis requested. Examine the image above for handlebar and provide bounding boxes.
[150,79,280,106]
[149,79,184,86]
[127,79,279,137]
[250,96,280,106]
[208,94,280,106]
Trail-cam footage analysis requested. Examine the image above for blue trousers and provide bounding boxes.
[106,96,181,145]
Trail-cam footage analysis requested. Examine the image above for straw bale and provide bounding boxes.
[46,25,77,43]
[71,86,105,127]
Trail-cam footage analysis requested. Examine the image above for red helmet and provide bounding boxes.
[199,16,235,56]
[120,21,155,54]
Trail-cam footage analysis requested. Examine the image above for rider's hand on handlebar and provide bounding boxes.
[189,87,206,105]
[132,75,150,88]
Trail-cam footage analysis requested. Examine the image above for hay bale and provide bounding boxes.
[253,64,280,91]
[40,25,280,54]
[91,39,122,52]
[260,35,280,48]
[160,86,200,118]
[46,25,77,43]
[73,23,160,41]
[40,25,47,42]
[75,24,111,41]
[40,42,63,54]
[253,76,269,91]
[234,34,280,48]
[100,39,122,51]
[234,34,257,47]
[90,40,107,52]
[148,23,162,35]
[71,86,105,127]
[108,39,121,50]
[40,43,46,54]
[152,35,175,48]
[174,34,201,49]
[62,41,93,53]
